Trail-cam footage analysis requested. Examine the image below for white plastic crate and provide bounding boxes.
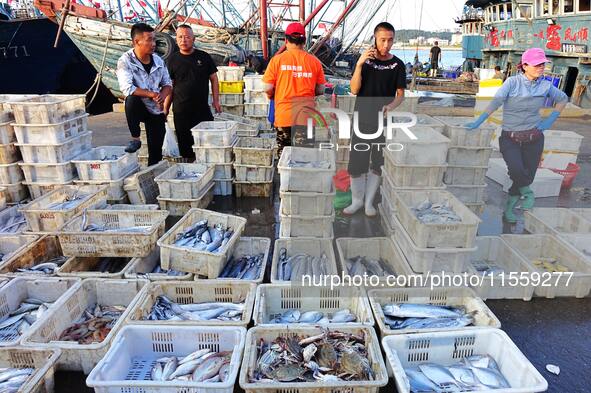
[214,162,234,179]
[58,209,168,257]
[382,328,548,393]
[124,161,169,205]
[434,116,496,147]
[465,236,537,301]
[487,158,563,198]
[215,237,271,284]
[336,94,356,113]
[0,234,38,268]
[383,154,446,188]
[444,164,488,185]
[7,94,86,124]
[279,187,335,217]
[502,234,591,298]
[215,112,259,127]
[270,238,338,283]
[193,142,236,164]
[387,126,450,165]
[0,277,80,346]
[447,146,493,166]
[245,115,271,131]
[157,182,214,216]
[0,205,27,235]
[239,325,388,393]
[277,147,335,193]
[0,162,23,184]
[214,178,234,196]
[234,163,273,182]
[379,203,395,236]
[0,121,15,144]
[335,237,414,283]
[0,347,61,393]
[20,185,107,232]
[158,208,247,277]
[57,255,134,279]
[16,131,92,164]
[219,93,244,106]
[86,325,246,393]
[391,214,474,273]
[234,178,274,198]
[0,235,65,277]
[127,280,256,327]
[570,208,591,224]
[393,189,481,248]
[381,170,446,209]
[253,284,374,326]
[0,143,21,164]
[234,137,276,166]
[243,74,265,90]
[21,278,147,374]
[154,163,215,199]
[244,102,269,117]
[446,183,487,204]
[543,129,583,152]
[220,104,245,117]
[24,180,73,200]
[12,114,88,144]
[74,170,138,201]
[244,90,269,104]
[0,181,29,203]
[192,121,237,147]
[125,246,193,281]
[19,161,77,183]
[466,202,486,217]
[524,208,591,236]
[559,233,591,261]
[278,212,334,239]
[218,66,245,82]
[369,287,500,338]
[72,146,138,181]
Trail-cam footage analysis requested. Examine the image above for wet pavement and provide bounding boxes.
[57,112,591,392]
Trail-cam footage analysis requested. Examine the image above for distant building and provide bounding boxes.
[451,33,463,45]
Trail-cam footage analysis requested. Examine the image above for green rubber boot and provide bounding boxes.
[519,186,535,210]
[504,195,520,223]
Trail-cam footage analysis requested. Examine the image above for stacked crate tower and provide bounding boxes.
[217,66,245,116]
[0,98,28,207]
[233,135,276,198]
[243,75,271,131]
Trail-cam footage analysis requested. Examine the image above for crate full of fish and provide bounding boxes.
[383,155,447,189]
[193,142,236,164]
[16,131,92,164]
[446,184,487,204]
[524,207,591,237]
[0,206,28,235]
[335,237,414,284]
[253,284,374,326]
[0,234,39,273]
[0,347,62,393]
[19,185,108,232]
[390,215,475,274]
[387,126,450,166]
[0,277,80,347]
[12,113,88,144]
[20,278,147,374]
[0,235,70,277]
[239,325,388,393]
[124,161,169,205]
[464,236,537,301]
[278,212,334,239]
[0,181,28,204]
[158,208,247,278]
[216,237,271,283]
[6,94,86,124]
[58,209,169,257]
[72,146,139,181]
[124,246,193,281]
[447,146,493,167]
[157,182,214,217]
[0,142,21,164]
[443,164,488,186]
[0,161,24,184]
[393,190,481,249]
[154,163,215,199]
[56,255,134,279]
[277,147,335,193]
[501,234,591,298]
[86,324,246,393]
[234,163,274,183]
[191,121,237,147]
[18,161,78,183]
[127,280,256,327]
[279,186,335,217]
[271,238,338,284]
[368,287,500,338]
[434,116,497,148]
[233,137,276,165]
[382,328,548,393]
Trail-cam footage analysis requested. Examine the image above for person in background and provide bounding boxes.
[493,65,505,80]
[262,22,326,157]
[117,23,172,165]
[343,22,405,217]
[429,41,441,77]
[164,24,220,161]
[466,48,568,223]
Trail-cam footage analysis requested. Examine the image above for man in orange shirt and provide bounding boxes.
[263,22,327,156]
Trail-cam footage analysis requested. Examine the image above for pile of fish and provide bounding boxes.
[15,256,68,275]
[0,298,52,339]
[470,260,505,276]
[100,154,120,161]
[0,212,27,234]
[147,264,186,277]
[149,348,231,382]
[412,199,462,224]
[58,304,126,344]
[532,257,569,273]
[405,355,510,392]
[47,192,88,211]
[250,330,374,382]
[219,253,265,280]
[173,220,233,253]
[381,303,474,330]
[287,160,331,169]
[175,168,204,180]
[145,296,244,322]
[0,368,34,391]
[345,256,395,277]
[87,257,130,273]
[270,309,356,324]
[277,248,329,281]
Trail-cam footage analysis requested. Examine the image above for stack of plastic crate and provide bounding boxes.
[0,98,27,206]
[233,136,276,197]
[7,95,90,200]
[435,116,496,216]
[333,94,356,171]
[243,74,271,130]
[192,120,237,196]
[217,66,245,116]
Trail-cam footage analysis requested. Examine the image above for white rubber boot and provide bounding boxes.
[343,174,366,215]
[365,171,381,217]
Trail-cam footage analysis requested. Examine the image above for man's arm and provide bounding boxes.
[117,57,155,99]
[315,84,326,96]
[210,73,221,113]
[163,83,173,115]
[384,88,405,112]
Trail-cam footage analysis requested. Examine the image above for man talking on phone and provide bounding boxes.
[343,22,405,217]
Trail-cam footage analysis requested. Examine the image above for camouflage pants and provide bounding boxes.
[275,125,315,158]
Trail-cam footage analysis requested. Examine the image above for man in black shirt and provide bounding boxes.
[164,24,220,160]
[344,22,405,217]
[429,41,441,77]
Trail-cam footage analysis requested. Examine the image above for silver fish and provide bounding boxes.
[277,249,328,282]
[192,356,227,382]
[145,297,244,322]
[161,357,178,381]
[382,303,466,319]
[412,199,462,224]
[287,160,331,169]
[0,212,28,234]
[179,348,212,365]
[219,253,264,280]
